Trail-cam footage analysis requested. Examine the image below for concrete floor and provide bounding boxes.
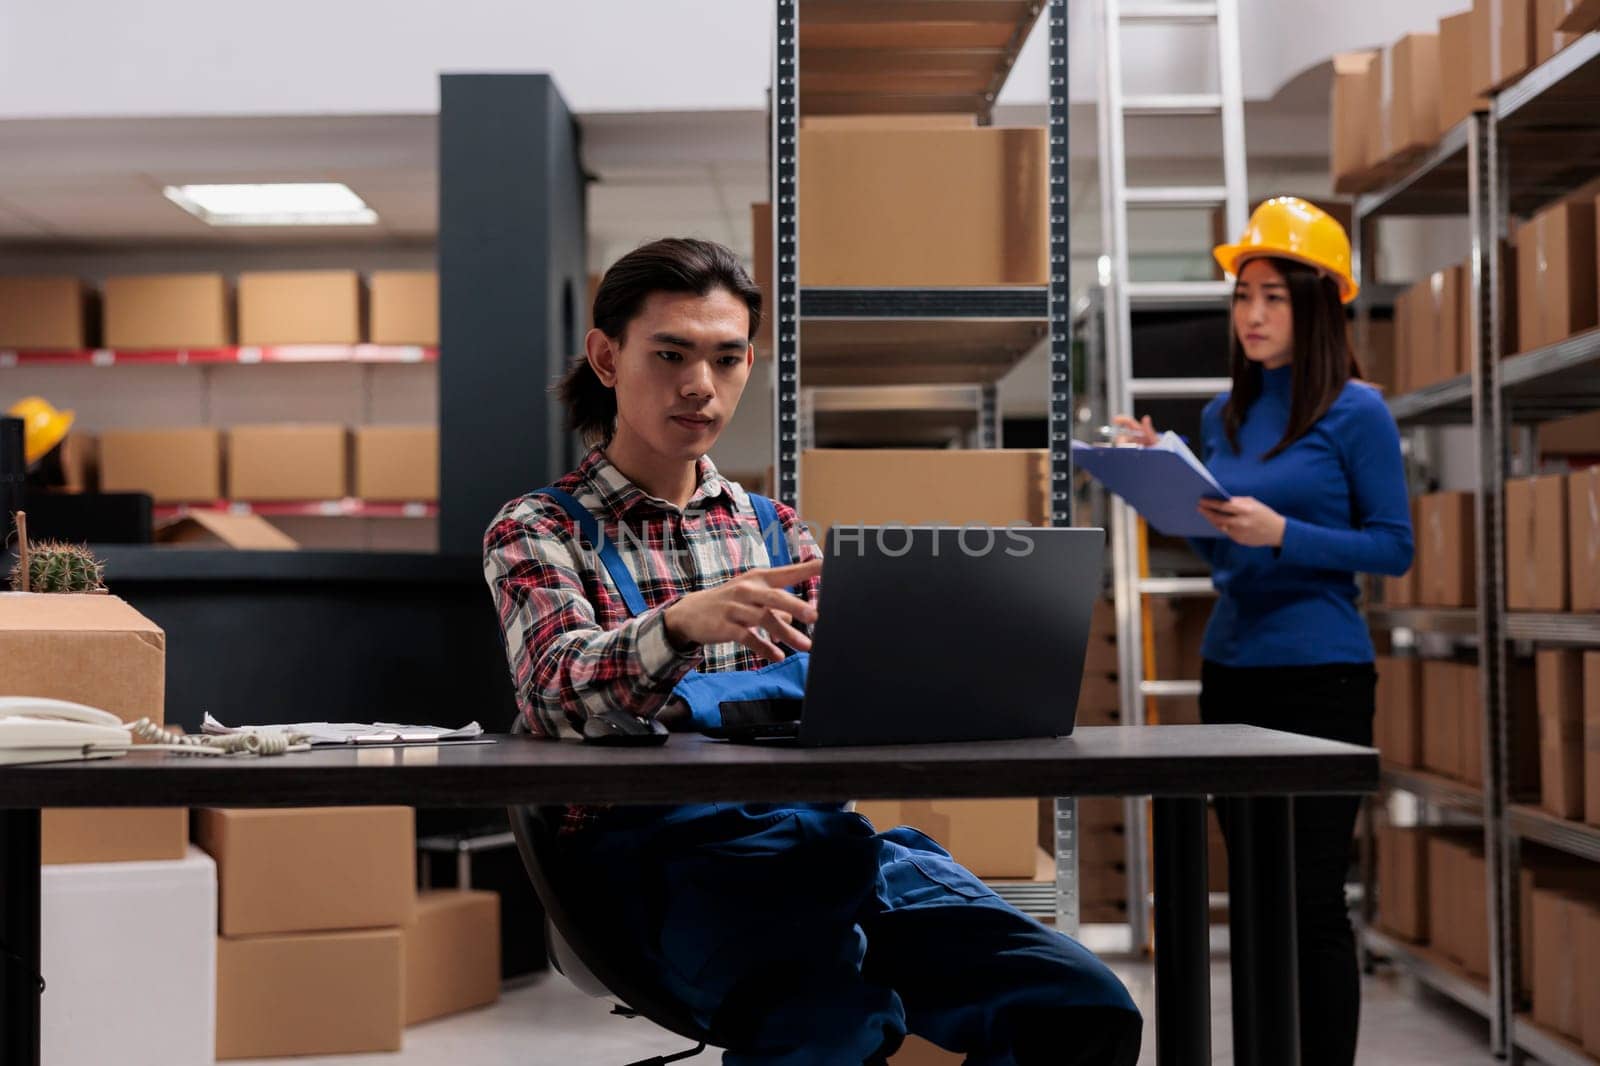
[233,957,1503,1065]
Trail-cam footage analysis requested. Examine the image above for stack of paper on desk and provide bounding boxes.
[202,715,485,746]
[1071,433,1230,538]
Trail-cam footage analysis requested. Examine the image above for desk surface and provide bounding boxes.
[0,725,1376,809]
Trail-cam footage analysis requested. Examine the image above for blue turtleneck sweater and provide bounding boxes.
[1192,364,1413,668]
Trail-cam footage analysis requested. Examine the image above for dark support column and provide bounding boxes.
[439,73,589,555]
[1222,796,1259,1066]
[1153,796,1211,1066]
[0,808,41,1066]
[1240,796,1300,1066]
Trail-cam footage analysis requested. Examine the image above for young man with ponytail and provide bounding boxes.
[483,237,1140,1065]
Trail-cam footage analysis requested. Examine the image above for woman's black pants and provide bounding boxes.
[1199,659,1376,1066]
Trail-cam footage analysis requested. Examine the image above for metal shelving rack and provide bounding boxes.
[769,0,1079,926]
[1355,31,1600,1065]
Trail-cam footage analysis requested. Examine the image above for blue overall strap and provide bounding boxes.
[747,492,791,569]
[537,487,649,618]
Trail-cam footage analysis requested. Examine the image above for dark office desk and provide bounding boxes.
[0,725,1377,1066]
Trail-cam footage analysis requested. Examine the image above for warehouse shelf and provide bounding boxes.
[800,286,1047,319]
[1362,927,1493,1020]
[798,0,1043,120]
[809,385,983,447]
[1501,327,1600,423]
[1504,612,1600,646]
[79,546,477,584]
[155,499,438,521]
[1386,373,1474,425]
[1497,33,1600,218]
[1381,766,1484,814]
[798,319,1046,387]
[0,344,437,368]
[1508,804,1600,865]
[1366,606,1480,637]
[1514,1014,1598,1066]
[1354,116,1474,219]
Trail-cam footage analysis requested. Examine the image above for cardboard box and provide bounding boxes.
[237,270,362,345]
[1377,655,1423,768]
[216,928,403,1060]
[751,202,774,353]
[1377,824,1430,942]
[1459,844,1491,978]
[856,799,1038,879]
[406,890,500,1025]
[1428,835,1463,961]
[1586,651,1600,825]
[368,270,437,346]
[1423,660,1464,779]
[797,128,1046,286]
[103,273,229,349]
[1538,410,1600,455]
[1332,51,1380,189]
[1537,0,1583,63]
[1571,468,1600,610]
[1512,657,1546,795]
[1418,493,1477,607]
[1506,475,1570,610]
[99,427,223,503]
[800,449,1047,534]
[155,511,299,550]
[1384,498,1422,603]
[1516,199,1599,354]
[1558,0,1600,31]
[1474,0,1537,95]
[193,807,416,936]
[890,1036,965,1065]
[0,593,187,864]
[1461,663,1487,787]
[354,425,439,502]
[1440,12,1485,130]
[1532,889,1586,1037]
[0,276,87,350]
[1581,902,1600,1056]
[1368,35,1441,166]
[226,424,348,501]
[1539,650,1587,818]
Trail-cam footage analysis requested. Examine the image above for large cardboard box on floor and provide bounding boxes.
[1538,650,1587,818]
[1586,651,1600,826]
[1516,199,1598,354]
[406,890,501,1025]
[227,423,348,501]
[1366,35,1441,167]
[800,449,1047,534]
[857,799,1037,879]
[797,127,1046,286]
[1376,655,1423,768]
[1418,492,1477,607]
[99,427,223,503]
[354,425,439,501]
[1506,475,1569,610]
[368,270,438,346]
[0,276,88,350]
[0,593,187,864]
[1377,824,1430,943]
[1473,0,1537,95]
[237,269,362,345]
[1331,51,1379,190]
[103,273,230,349]
[1571,468,1600,611]
[216,927,403,1060]
[193,806,416,935]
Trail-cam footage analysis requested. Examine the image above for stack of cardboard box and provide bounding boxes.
[1374,655,1423,769]
[1415,492,1478,608]
[1429,829,1492,978]
[1521,848,1600,1049]
[1515,194,1597,358]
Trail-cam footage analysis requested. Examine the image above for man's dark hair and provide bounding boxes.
[557,238,762,446]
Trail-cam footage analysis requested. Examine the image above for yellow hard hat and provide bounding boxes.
[1213,196,1359,304]
[5,396,75,466]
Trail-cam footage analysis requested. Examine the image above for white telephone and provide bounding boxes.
[0,697,133,766]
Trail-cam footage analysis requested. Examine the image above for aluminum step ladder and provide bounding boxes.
[1095,0,1249,950]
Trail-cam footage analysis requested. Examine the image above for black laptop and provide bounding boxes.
[709,525,1105,747]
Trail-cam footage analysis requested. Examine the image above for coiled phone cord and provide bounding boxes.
[125,718,311,756]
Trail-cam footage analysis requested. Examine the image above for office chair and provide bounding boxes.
[506,716,727,1066]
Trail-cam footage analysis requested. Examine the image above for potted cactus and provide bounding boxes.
[8,511,107,593]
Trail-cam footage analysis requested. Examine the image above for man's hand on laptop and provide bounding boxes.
[663,560,822,663]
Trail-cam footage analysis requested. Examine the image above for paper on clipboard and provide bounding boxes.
[1071,433,1231,538]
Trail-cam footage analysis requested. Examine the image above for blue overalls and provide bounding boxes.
[539,488,1140,1066]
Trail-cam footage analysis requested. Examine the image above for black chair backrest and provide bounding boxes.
[505,717,713,1046]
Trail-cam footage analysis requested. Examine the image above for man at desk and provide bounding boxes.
[483,238,1140,1065]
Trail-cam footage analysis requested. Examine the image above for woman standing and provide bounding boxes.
[1116,197,1412,1066]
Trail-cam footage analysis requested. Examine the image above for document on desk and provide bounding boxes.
[202,714,485,746]
[1071,433,1230,538]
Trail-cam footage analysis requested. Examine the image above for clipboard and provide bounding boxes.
[1071,433,1230,538]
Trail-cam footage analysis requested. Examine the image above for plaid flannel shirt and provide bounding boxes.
[483,446,820,756]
